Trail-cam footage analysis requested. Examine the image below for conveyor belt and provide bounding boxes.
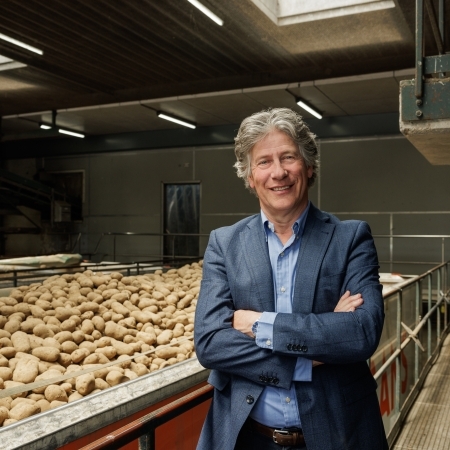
[393,333,450,449]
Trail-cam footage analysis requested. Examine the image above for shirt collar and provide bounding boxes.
[261,201,310,242]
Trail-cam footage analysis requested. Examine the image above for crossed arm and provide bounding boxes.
[232,290,364,338]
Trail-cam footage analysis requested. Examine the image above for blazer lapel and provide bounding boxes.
[293,205,335,314]
[240,216,275,312]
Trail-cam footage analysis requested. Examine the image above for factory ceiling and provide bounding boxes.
[0,0,447,143]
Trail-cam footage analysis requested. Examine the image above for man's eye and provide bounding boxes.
[258,160,269,166]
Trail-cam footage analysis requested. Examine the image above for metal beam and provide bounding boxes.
[0,113,401,159]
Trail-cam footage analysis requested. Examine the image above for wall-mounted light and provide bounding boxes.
[296,98,323,120]
[58,129,85,138]
[186,0,224,26]
[157,111,196,129]
[0,32,43,55]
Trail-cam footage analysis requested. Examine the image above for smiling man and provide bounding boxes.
[194,108,387,450]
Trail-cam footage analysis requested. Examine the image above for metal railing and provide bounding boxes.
[79,384,213,450]
[373,234,450,273]
[371,261,449,446]
[76,231,209,262]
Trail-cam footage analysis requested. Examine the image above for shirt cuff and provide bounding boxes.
[255,312,277,349]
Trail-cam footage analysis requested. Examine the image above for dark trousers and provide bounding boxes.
[235,421,307,450]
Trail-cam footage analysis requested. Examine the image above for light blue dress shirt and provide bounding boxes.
[249,203,312,428]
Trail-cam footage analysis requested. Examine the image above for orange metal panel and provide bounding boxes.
[58,382,210,450]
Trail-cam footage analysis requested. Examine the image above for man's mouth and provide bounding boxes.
[272,186,290,191]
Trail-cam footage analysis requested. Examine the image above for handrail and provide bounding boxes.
[374,260,449,446]
[79,384,213,450]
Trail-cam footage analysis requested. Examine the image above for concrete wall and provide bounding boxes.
[4,134,450,275]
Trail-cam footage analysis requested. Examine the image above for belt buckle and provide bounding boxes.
[273,428,292,444]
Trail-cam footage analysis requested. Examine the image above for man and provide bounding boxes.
[194,108,387,450]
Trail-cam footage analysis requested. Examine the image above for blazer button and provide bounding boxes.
[273,378,279,385]
[302,346,308,352]
[293,344,298,351]
[287,344,292,351]
[246,395,254,404]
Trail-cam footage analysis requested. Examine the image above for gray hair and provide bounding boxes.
[233,108,319,193]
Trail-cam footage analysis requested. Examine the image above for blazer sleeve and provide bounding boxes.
[194,229,297,390]
[272,221,384,364]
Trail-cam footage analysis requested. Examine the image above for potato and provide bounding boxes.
[92,316,105,332]
[104,322,128,341]
[71,348,90,364]
[60,319,77,332]
[95,378,110,390]
[172,323,185,338]
[13,358,39,383]
[36,399,51,412]
[33,324,54,339]
[156,330,173,345]
[110,340,134,356]
[32,347,60,362]
[0,367,12,381]
[45,385,68,403]
[79,320,93,335]
[68,392,84,402]
[106,371,129,386]
[54,331,73,344]
[75,373,95,395]
[4,320,21,334]
[61,341,78,354]
[9,402,40,420]
[95,346,116,360]
[0,406,9,425]
[155,346,179,360]
[42,337,61,350]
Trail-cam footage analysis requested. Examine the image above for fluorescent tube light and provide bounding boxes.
[58,129,85,138]
[157,112,196,129]
[0,33,43,55]
[39,123,52,130]
[186,0,224,26]
[296,99,323,120]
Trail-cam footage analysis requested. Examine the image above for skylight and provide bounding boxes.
[0,55,26,72]
[251,0,396,26]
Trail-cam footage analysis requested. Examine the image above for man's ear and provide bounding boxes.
[248,175,255,189]
[307,166,313,178]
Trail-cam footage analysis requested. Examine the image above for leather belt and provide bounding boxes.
[245,418,306,447]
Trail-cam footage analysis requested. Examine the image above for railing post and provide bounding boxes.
[428,273,432,359]
[437,268,441,340]
[415,280,421,382]
[395,290,402,417]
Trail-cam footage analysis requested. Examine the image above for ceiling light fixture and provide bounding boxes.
[296,98,323,120]
[0,33,43,55]
[157,111,196,129]
[186,0,224,26]
[58,129,85,138]
[39,123,52,130]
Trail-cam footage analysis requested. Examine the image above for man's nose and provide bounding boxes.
[271,159,287,179]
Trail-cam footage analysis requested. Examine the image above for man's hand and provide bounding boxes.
[334,290,364,312]
[233,310,262,337]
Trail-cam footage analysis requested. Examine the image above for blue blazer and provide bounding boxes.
[194,204,388,450]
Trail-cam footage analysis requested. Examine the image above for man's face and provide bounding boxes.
[248,129,312,220]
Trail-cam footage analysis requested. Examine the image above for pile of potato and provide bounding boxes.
[0,261,202,427]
